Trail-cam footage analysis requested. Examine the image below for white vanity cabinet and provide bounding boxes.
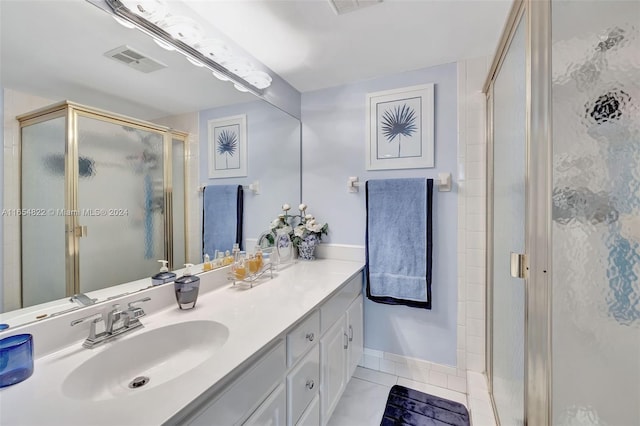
[319,294,364,425]
[180,270,364,426]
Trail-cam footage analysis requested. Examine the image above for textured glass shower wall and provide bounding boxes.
[551,1,640,424]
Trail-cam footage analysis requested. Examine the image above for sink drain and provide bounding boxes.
[128,376,150,389]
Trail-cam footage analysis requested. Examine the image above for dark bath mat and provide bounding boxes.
[381,385,470,426]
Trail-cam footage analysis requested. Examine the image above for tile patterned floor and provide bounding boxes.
[327,367,469,426]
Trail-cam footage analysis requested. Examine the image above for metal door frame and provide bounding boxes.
[483,0,552,424]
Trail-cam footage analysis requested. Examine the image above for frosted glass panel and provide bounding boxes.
[172,138,186,268]
[21,117,66,307]
[491,13,526,426]
[551,1,640,424]
[76,116,165,293]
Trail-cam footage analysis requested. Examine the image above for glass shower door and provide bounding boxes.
[490,11,526,426]
[76,114,165,293]
[21,115,67,307]
[551,1,640,424]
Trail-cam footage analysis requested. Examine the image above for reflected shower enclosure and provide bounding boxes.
[18,101,187,308]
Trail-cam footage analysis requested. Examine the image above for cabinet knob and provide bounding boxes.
[306,379,315,390]
[343,332,349,350]
[305,332,315,342]
[348,325,353,342]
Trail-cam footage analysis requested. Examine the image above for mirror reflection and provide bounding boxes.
[0,0,301,326]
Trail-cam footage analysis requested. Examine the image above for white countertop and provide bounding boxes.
[0,259,364,426]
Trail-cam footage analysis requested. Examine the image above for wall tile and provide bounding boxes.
[467,301,485,320]
[467,353,485,373]
[447,374,467,393]
[467,335,485,355]
[467,318,485,338]
[428,370,448,388]
[467,283,485,302]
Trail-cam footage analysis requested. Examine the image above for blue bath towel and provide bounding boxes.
[366,178,433,309]
[203,185,243,258]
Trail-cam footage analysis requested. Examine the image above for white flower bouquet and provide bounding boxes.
[269,203,328,248]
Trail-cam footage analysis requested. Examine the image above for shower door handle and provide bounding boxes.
[510,252,526,279]
[75,225,88,238]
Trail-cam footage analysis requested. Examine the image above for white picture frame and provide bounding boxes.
[366,83,434,170]
[208,114,247,178]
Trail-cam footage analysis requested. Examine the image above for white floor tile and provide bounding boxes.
[396,378,468,408]
[327,378,391,426]
[353,366,398,387]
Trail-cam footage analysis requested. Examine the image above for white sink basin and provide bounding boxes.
[62,320,229,401]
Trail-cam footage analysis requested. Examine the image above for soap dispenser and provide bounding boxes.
[151,260,176,285]
[174,264,200,310]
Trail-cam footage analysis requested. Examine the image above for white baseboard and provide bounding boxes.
[358,347,468,394]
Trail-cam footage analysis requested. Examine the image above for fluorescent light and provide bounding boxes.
[186,57,205,67]
[153,39,175,51]
[212,71,230,82]
[233,83,249,93]
[113,15,136,29]
[120,0,168,23]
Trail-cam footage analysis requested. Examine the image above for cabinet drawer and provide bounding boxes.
[243,383,286,426]
[321,273,362,334]
[287,345,320,425]
[189,340,286,426]
[296,394,319,426]
[287,310,320,367]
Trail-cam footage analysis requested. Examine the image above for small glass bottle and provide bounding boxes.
[203,253,212,271]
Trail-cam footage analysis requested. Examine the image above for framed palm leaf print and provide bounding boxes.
[366,84,434,170]
[208,114,247,178]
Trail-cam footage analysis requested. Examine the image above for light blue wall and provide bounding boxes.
[199,100,301,255]
[301,62,458,366]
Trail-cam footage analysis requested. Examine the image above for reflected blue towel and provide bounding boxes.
[203,185,243,258]
[366,178,433,309]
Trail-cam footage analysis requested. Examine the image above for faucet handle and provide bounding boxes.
[70,312,103,327]
[70,312,106,342]
[124,297,151,328]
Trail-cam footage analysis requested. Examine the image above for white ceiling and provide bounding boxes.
[185,0,512,92]
[1,0,511,120]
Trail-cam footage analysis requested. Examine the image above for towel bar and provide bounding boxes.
[198,181,260,195]
[347,174,452,192]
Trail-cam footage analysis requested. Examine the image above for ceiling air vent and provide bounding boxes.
[104,45,167,73]
[328,0,382,15]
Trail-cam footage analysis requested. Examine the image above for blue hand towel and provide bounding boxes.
[366,178,433,309]
[203,185,243,258]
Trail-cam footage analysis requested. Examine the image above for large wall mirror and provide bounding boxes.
[0,0,301,326]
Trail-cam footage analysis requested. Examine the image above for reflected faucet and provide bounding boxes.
[70,293,97,307]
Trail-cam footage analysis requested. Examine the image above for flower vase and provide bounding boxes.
[298,234,319,260]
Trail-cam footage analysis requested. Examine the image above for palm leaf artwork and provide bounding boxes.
[381,103,417,158]
[216,129,238,169]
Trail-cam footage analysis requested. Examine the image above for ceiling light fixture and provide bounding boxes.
[105,0,269,96]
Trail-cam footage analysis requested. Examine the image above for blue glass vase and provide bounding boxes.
[0,334,34,388]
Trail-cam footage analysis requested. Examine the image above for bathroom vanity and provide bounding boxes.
[0,259,364,426]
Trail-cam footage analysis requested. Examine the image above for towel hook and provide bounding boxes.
[347,174,452,193]
[198,180,260,195]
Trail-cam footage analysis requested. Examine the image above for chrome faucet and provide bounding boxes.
[70,293,97,307]
[70,297,151,349]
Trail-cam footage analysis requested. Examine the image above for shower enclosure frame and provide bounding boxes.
[17,100,189,301]
[483,0,552,425]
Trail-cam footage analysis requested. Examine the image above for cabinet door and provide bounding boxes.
[243,384,286,426]
[346,295,364,378]
[296,394,320,426]
[320,313,348,425]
